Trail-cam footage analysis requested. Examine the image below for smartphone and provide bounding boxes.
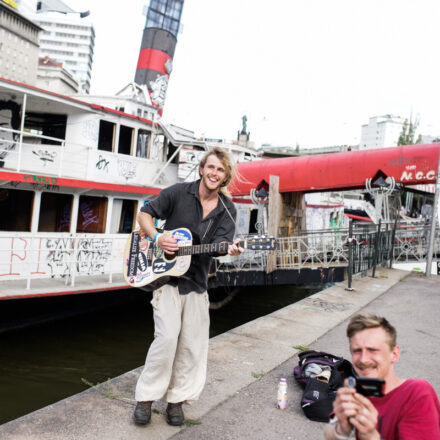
[347,376,385,397]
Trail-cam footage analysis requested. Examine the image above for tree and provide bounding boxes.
[397,116,422,146]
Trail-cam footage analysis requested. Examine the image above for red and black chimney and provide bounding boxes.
[135,0,184,116]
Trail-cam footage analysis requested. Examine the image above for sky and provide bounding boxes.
[66,0,440,148]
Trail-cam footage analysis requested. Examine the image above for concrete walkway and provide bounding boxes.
[1,268,439,439]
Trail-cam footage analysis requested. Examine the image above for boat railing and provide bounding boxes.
[0,232,129,289]
[0,126,89,178]
[0,125,178,187]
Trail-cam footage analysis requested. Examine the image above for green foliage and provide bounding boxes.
[81,377,130,401]
[184,419,202,426]
[293,344,310,351]
[251,371,265,379]
[397,116,422,146]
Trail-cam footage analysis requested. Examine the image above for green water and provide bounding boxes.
[0,284,321,425]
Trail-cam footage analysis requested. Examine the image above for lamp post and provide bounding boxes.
[425,151,440,276]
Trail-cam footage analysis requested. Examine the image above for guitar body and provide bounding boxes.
[123,227,192,290]
[123,227,277,291]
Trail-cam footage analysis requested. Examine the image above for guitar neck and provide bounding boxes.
[177,241,241,256]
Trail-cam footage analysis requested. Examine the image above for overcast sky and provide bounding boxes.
[68,0,440,148]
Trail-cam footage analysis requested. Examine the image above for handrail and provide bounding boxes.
[215,223,440,273]
[0,125,65,145]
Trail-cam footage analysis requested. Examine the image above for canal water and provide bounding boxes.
[0,284,322,425]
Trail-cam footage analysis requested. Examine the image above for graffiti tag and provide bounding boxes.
[46,238,71,278]
[31,183,59,192]
[117,159,136,180]
[149,74,168,109]
[80,201,98,229]
[96,155,109,172]
[32,149,57,165]
[77,238,111,275]
[388,156,413,167]
[24,175,58,185]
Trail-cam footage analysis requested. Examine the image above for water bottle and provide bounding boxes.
[276,378,287,409]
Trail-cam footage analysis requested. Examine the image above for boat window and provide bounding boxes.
[98,120,115,152]
[166,143,179,163]
[118,125,133,156]
[0,188,33,231]
[110,199,137,233]
[24,112,67,145]
[76,196,107,233]
[249,209,258,234]
[150,134,165,161]
[136,129,150,158]
[38,193,73,232]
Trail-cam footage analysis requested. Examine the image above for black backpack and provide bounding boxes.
[293,350,353,422]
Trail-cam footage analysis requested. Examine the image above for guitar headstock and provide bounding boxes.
[243,236,277,251]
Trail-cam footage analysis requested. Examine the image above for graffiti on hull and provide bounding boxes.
[77,238,112,275]
[46,238,71,278]
[0,236,118,280]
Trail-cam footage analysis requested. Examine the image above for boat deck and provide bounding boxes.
[0,274,128,300]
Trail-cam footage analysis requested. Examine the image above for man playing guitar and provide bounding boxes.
[133,147,243,427]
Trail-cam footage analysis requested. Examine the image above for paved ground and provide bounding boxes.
[170,271,440,440]
[1,268,439,440]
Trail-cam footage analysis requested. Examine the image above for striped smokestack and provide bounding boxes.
[135,0,184,115]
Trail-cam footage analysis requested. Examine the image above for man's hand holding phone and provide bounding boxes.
[330,377,384,440]
[348,376,385,397]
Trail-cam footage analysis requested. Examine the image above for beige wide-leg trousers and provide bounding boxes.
[135,284,210,403]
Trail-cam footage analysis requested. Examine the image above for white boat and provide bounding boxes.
[0,78,259,299]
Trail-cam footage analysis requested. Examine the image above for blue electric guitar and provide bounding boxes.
[123,227,277,290]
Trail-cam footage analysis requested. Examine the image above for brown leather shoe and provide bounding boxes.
[166,402,184,426]
[134,401,152,425]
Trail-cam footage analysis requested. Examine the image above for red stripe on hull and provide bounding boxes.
[136,48,171,75]
[0,171,162,195]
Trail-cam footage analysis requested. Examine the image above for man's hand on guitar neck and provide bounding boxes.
[228,239,244,257]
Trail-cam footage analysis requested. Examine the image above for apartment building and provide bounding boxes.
[0,0,41,84]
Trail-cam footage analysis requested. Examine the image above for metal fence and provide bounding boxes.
[215,221,440,281]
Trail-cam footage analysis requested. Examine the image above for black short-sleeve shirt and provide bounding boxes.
[141,180,237,294]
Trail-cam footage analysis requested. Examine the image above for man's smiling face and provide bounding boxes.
[199,154,226,192]
[350,327,400,380]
